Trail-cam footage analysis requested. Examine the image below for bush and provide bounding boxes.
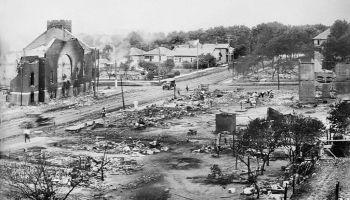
[174,70,180,76]
[182,61,193,69]
[146,73,155,80]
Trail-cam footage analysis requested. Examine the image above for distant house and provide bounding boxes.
[143,47,174,62]
[313,28,330,48]
[129,47,145,61]
[129,43,233,67]
[99,58,114,69]
[173,43,233,66]
[313,29,331,72]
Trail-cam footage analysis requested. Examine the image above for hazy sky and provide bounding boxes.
[1,0,350,50]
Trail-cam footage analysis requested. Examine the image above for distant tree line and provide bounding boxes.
[81,20,350,74]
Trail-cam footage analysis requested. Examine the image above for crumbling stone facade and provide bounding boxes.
[334,63,350,95]
[299,62,316,103]
[9,20,97,105]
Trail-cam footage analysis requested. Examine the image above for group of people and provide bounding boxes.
[240,90,274,109]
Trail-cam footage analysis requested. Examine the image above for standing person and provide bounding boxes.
[178,89,181,96]
[101,107,106,118]
[186,85,189,92]
[101,107,107,127]
[24,128,30,143]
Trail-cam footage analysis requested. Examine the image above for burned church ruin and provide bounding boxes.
[9,20,98,105]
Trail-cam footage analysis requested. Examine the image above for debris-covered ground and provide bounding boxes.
[0,73,344,200]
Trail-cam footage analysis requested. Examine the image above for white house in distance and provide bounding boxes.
[173,43,233,66]
[127,42,234,67]
[143,47,174,62]
[129,47,145,61]
[313,28,330,48]
[313,28,330,72]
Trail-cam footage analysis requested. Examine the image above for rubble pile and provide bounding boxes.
[115,105,202,129]
[88,139,170,155]
[45,95,97,111]
[120,173,163,189]
[0,160,91,187]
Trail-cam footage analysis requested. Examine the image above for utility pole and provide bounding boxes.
[114,60,117,77]
[335,181,339,200]
[158,46,161,82]
[226,36,234,80]
[226,35,233,63]
[20,65,23,106]
[284,184,288,200]
[277,56,281,90]
[196,40,199,70]
[121,76,125,110]
[93,48,97,97]
[97,50,100,92]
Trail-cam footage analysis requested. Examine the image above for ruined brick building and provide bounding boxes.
[10,20,98,105]
[299,29,350,103]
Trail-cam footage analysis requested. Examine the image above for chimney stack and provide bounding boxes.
[47,20,72,32]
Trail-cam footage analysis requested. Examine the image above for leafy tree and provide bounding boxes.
[182,61,193,69]
[101,44,113,60]
[235,130,256,182]
[105,63,115,80]
[328,101,350,157]
[120,60,132,76]
[234,55,261,76]
[139,61,159,80]
[322,20,350,70]
[166,31,188,46]
[327,101,350,134]
[282,114,324,161]
[126,32,145,49]
[159,59,175,76]
[194,53,216,69]
[244,118,283,175]
[1,157,88,200]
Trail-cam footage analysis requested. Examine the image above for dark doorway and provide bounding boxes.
[38,58,46,102]
[30,72,35,86]
[30,92,35,104]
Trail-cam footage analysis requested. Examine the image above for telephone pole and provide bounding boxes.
[226,35,234,79]
[196,41,199,70]
[158,46,161,82]
[97,50,100,92]
[93,48,97,97]
[121,76,125,110]
[226,35,233,64]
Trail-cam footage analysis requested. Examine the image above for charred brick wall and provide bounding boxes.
[10,56,40,93]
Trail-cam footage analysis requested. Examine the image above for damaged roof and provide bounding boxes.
[24,27,93,53]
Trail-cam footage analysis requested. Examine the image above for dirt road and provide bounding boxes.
[0,68,232,143]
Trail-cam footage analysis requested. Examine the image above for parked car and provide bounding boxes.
[162,79,176,90]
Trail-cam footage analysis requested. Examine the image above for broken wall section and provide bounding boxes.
[335,63,350,95]
[299,62,315,103]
